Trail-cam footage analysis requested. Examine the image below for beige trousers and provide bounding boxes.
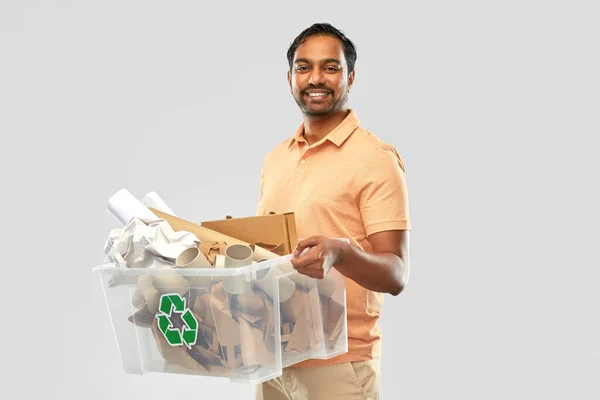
[255,358,381,400]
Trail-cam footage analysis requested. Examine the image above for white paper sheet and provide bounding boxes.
[107,188,156,225]
[103,216,202,269]
[142,191,176,216]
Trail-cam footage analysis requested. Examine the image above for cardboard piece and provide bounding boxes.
[127,305,155,328]
[321,295,346,348]
[214,254,225,268]
[280,334,291,344]
[188,343,227,372]
[239,318,273,366]
[236,288,266,313]
[234,311,263,325]
[280,322,292,344]
[200,323,222,356]
[279,287,323,354]
[200,213,298,256]
[200,241,228,265]
[149,208,279,261]
[281,288,310,323]
[193,292,216,328]
[151,318,207,372]
[285,318,310,353]
[261,294,275,344]
[282,323,292,335]
[210,284,241,369]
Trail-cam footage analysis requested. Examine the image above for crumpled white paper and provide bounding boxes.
[103,216,201,269]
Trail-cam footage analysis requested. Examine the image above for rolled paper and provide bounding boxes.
[143,287,160,313]
[279,262,337,297]
[107,188,157,226]
[131,285,145,310]
[235,289,265,313]
[142,191,176,216]
[152,268,190,296]
[175,246,212,268]
[224,244,253,268]
[254,264,296,303]
[177,246,213,287]
[316,279,337,298]
[222,244,253,294]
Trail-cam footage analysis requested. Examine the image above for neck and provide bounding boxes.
[302,108,350,145]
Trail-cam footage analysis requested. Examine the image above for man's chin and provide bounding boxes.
[302,105,335,117]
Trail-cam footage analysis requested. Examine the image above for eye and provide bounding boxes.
[296,66,309,72]
[325,66,339,72]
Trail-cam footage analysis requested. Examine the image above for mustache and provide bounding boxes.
[301,85,333,94]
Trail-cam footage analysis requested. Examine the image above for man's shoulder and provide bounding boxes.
[350,126,402,161]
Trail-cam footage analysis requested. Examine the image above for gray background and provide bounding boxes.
[1,1,598,399]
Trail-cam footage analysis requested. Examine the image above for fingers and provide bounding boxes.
[291,245,322,269]
[291,236,327,279]
[291,248,325,279]
[293,261,325,279]
[293,236,321,257]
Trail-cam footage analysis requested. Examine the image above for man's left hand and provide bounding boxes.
[291,235,345,279]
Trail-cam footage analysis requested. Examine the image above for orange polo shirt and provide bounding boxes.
[256,109,410,367]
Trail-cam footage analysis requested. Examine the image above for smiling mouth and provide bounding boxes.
[305,91,330,98]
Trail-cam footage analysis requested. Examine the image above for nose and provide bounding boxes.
[308,69,325,86]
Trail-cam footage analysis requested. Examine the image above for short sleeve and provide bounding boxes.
[357,145,411,236]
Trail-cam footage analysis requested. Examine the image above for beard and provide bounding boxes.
[293,86,349,117]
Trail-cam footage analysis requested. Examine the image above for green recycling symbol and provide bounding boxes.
[155,293,198,349]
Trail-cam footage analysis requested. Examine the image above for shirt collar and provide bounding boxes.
[287,109,360,149]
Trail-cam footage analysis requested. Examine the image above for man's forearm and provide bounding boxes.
[334,242,408,296]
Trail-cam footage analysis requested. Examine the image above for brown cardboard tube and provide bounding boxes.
[235,289,265,313]
[143,287,160,313]
[175,246,212,268]
[149,208,280,262]
[175,246,213,287]
[132,284,145,309]
[254,265,296,303]
[222,244,253,294]
[278,261,337,298]
[152,269,190,296]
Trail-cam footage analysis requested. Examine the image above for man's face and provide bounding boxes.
[288,35,354,117]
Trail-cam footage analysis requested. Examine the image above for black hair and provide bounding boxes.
[287,22,357,73]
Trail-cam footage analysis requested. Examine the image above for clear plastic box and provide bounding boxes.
[93,254,348,384]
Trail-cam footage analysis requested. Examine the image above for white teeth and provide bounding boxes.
[308,92,328,97]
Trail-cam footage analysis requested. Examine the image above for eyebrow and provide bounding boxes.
[295,58,342,65]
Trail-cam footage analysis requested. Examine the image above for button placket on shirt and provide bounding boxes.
[298,142,309,166]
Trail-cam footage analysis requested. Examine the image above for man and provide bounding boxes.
[255,22,411,399]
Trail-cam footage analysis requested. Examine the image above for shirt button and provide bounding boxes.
[300,159,306,164]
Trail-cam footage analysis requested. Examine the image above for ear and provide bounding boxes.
[348,70,355,91]
[287,70,295,94]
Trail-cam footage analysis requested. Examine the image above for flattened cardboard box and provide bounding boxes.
[200,213,298,256]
